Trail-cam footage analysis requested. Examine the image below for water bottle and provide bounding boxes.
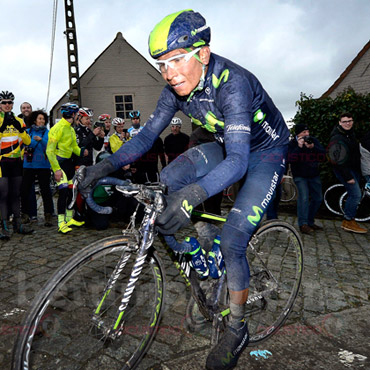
[207,235,225,279]
[184,237,209,277]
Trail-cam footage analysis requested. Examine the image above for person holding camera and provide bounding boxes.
[74,107,104,167]
[0,91,33,239]
[21,110,54,227]
[288,124,326,234]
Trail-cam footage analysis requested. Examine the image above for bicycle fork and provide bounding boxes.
[91,212,157,340]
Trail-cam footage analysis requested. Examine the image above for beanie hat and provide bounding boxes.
[295,124,309,136]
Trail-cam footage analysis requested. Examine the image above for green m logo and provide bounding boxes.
[212,69,229,88]
[182,200,193,214]
[247,206,263,226]
[221,351,235,365]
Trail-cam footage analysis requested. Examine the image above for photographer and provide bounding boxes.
[74,107,104,167]
[288,124,326,234]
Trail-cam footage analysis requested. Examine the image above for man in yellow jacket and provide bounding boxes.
[0,91,32,239]
[46,103,87,233]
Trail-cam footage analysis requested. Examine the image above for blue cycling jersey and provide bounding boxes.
[109,53,290,198]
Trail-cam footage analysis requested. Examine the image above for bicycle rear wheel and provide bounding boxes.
[340,191,370,222]
[324,184,345,216]
[246,220,303,345]
[12,235,165,370]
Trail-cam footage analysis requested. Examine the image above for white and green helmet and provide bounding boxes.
[148,9,211,59]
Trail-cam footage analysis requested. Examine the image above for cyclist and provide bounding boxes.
[0,91,33,238]
[46,103,87,234]
[109,117,127,153]
[79,9,290,369]
[128,110,143,138]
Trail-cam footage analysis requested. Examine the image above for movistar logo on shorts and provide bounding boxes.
[181,200,193,218]
[248,171,280,226]
[247,206,263,226]
[253,109,280,141]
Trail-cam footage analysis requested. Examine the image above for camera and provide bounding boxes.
[25,147,35,163]
[93,121,105,129]
[303,136,314,144]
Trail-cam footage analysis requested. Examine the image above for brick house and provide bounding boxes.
[322,39,370,98]
[50,32,191,137]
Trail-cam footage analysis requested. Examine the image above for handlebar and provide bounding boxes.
[68,166,166,215]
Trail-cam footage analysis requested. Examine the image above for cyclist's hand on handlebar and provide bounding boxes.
[78,158,116,198]
[156,183,207,235]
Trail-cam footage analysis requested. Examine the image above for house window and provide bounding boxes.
[115,95,134,119]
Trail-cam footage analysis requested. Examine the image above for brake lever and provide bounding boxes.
[67,166,86,210]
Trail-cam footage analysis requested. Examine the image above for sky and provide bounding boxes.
[1,0,369,122]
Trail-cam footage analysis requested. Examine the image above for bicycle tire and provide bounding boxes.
[246,220,303,344]
[324,184,345,216]
[185,220,303,346]
[280,177,297,202]
[339,191,370,222]
[12,235,165,370]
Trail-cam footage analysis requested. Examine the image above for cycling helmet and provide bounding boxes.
[149,9,210,59]
[112,117,125,126]
[0,91,15,102]
[129,110,141,119]
[78,107,94,117]
[98,113,111,121]
[171,117,182,126]
[60,103,79,117]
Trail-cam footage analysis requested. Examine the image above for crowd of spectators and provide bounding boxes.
[0,91,368,239]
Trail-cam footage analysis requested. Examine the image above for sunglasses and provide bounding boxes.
[155,47,201,73]
[1,101,13,105]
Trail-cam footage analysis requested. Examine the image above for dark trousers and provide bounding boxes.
[21,168,54,216]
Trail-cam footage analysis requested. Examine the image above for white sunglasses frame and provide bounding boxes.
[155,47,201,73]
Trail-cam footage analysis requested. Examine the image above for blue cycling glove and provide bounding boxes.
[156,183,208,235]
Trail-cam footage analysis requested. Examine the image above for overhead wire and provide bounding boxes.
[45,0,58,111]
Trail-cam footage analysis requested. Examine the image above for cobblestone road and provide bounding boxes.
[0,208,369,369]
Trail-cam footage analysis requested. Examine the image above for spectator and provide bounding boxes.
[164,117,190,164]
[98,113,113,152]
[21,110,54,227]
[46,103,87,234]
[74,107,104,167]
[0,91,33,239]
[328,113,367,233]
[136,136,166,183]
[18,102,33,128]
[288,124,326,234]
[109,117,127,153]
[360,129,370,191]
[128,110,143,138]
[17,101,38,220]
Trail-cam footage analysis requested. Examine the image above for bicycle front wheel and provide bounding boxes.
[12,235,165,370]
[246,220,303,345]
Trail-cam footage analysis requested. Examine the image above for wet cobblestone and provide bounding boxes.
[0,208,369,369]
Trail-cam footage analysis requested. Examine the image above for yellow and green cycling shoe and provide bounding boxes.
[58,221,72,234]
[66,218,85,227]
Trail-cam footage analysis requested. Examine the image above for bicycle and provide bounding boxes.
[12,173,304,369]
[324,183,370,222]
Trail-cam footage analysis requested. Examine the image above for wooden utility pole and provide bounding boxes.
[64,0,81,105]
